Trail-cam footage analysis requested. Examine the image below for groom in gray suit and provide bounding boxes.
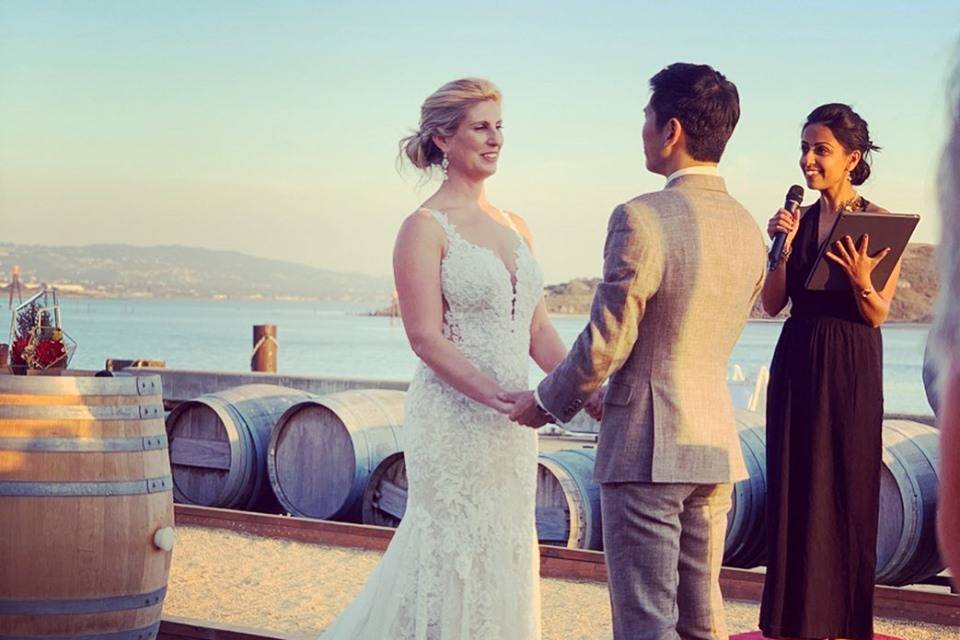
[504,63,766,639]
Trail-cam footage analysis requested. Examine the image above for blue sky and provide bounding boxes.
[1,1,958,282]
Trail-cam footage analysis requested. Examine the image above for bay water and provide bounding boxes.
[49,298,933,416]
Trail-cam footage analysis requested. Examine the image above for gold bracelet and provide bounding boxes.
[775,245,792,267]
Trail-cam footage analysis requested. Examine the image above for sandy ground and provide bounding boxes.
[165,526,953,640]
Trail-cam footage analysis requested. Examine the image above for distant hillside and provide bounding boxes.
[0,244,393,302]
[545,244,939,323]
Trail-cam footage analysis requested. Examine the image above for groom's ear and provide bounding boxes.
[664,117,683,150]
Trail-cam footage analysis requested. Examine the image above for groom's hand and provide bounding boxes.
[585,385,607,421]
[498,390,549,428]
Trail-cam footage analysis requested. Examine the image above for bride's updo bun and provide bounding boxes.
[399,78,501,171]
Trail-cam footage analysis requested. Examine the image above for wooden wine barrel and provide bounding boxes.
[165,384,313,512]
[0,374,173,639]
[361,451,408,527]
[723,410,768,568]
[535,447,603,550]
[267,389,405,521]
[875,419,943,586]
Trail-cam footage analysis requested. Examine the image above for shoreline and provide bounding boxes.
[44,295,934,326]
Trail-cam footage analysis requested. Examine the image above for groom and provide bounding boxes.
[504,63,766,639]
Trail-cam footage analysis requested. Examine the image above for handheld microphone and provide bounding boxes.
[768,184,805,271]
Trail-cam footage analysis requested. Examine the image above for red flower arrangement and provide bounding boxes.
[8,289,75,372]
[32,335,67,368]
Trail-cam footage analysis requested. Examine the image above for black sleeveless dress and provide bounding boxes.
[759,200,883,640]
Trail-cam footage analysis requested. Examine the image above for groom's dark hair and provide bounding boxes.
[649,63,740,162]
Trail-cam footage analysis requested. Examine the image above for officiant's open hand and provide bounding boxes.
[825,234,892,288]
[498,390,549,428]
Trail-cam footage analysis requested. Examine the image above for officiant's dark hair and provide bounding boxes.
[803,103,880,186]
[649,63,740,162]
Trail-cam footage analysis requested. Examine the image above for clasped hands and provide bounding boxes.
[495,386,606,428]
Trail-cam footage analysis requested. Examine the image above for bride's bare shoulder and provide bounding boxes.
[503,210,534,249]
[396,208,446,248]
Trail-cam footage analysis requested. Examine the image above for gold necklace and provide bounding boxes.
[836,194,864,213]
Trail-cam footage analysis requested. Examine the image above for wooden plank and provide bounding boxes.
[374,479,407,521]
[174,504,394,551]
[159,616,298,640]
[169,437,232,470]
[126,368,409,406]
[173,505,960,627]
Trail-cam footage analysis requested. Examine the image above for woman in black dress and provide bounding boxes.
[758,103,903,640]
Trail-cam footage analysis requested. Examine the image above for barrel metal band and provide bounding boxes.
[0,587,166,615]
[0,476,171,497]
[0,434,167,453]
[0,621,161,640]
[0,622,160,640]
[0,404,163,420]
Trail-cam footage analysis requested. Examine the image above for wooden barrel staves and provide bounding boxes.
[361,451,408,527]
[165,384,313,512]
[0,374,173,639]
[875,419,943,586]
[268,389,405,521]
[535,447,603,550]
[723,410,768,568]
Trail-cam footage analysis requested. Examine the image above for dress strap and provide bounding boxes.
[424,206,521,243]
[424,208,461,242]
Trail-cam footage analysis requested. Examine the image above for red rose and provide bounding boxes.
[11,337,29,365]
[34,339,66,367]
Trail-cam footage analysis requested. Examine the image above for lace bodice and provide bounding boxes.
[430,208,543,389]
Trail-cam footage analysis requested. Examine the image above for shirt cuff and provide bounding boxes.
[532,387,558,423]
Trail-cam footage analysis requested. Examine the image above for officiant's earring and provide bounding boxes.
[441,153,450,181]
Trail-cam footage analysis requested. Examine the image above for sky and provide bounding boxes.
[1,1,958,284]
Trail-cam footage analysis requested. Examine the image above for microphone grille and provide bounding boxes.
[787,184,804,202]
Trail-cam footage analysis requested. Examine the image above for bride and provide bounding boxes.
[319,78,569,639]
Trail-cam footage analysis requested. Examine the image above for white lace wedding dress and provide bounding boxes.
[319,209,543,640]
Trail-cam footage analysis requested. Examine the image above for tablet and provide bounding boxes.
[804,211,920,291]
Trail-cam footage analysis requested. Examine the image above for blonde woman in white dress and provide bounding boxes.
[319,78,569,639]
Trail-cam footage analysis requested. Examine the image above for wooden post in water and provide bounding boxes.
[252,324,277,373]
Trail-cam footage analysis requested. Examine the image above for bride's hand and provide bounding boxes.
[490,398,515,414]
[497,389,550,428]
[488,389,516,415]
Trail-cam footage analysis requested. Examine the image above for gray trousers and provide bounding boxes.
[600,482,732,640]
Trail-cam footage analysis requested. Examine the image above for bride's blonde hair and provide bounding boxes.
[398,78,501,173]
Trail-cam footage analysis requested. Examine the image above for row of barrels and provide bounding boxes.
[165,384,944,587]
[361,414,943,587]
[0,373,942,640]
[166,384,405,519]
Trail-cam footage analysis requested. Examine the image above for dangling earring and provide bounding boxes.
[441,152,450,181]
[845,171,852,182]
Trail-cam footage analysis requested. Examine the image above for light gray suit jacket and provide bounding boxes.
[538,174,766,484]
